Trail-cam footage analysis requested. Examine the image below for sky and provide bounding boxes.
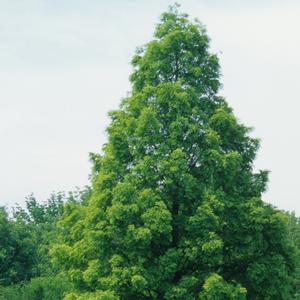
[0,0,300,214]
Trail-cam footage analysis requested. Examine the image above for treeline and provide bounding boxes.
[0,188,91,299]
[0,193,299,299]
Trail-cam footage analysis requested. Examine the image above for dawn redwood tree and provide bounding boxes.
[52,5,296,299]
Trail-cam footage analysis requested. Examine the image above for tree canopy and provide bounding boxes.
[50,5,297,300]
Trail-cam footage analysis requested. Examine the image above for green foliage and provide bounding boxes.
[0,276,72,300]
[0,187,91,300]
[286,212,300,298]
[52,4,297,299]
[199,274,246,299]
[64,290,119,300]
[11,192,65,276]
[12,187,92,277]
[0,208,37,285]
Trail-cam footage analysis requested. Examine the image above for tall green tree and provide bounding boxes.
[52,5,296,299]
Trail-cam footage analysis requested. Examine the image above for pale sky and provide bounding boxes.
[1,1,300,214]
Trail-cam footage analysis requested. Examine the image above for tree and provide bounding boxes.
[0,188,91,299]
[52,5,296,299]
[12,187,92,277]
[0,208,37,286]
[286,212,300,298]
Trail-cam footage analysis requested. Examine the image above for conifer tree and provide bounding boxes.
[52,5,296,299]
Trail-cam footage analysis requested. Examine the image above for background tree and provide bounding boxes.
[12,187,91,277]
[0,207,36,286]
[52,5,297,299]
[286,212,300,298]
[0,187,91,300]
